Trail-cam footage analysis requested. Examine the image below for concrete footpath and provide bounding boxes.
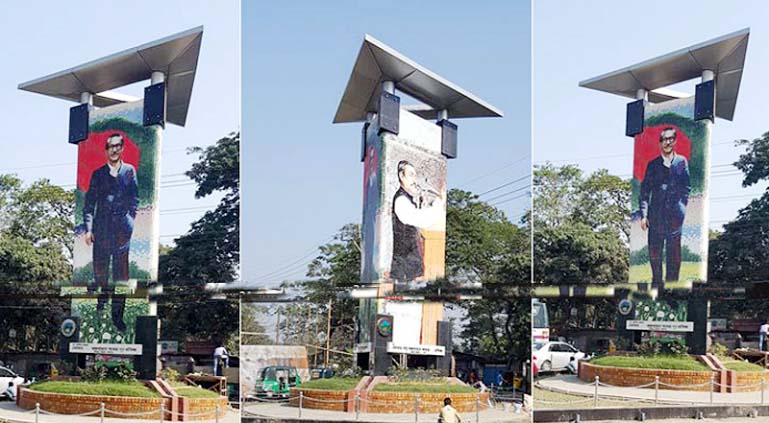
[538,374,769,405]
[242,401,529,423]
[0,402,240,423]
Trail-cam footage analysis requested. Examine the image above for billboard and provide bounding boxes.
[629,97,711,291]
[72,99,162,289]
[360,109,447,288]
[67,99,161,343]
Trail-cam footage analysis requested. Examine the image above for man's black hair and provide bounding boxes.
[106,133,124,149]
[444,397,452,406]
[659,127,677,142]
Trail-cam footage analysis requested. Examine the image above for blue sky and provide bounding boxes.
[534,0,769,230]
[241,1,532,288]
[0,1,239,248]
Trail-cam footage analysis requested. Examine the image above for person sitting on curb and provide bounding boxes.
[567,356,578,374]
[438,397,462,423]
[2,382,16,401]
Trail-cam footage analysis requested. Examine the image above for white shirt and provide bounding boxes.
[662,153,675,168]
[760,324,769,334]
[213,346,228,357]
[108,160,123,177]
[439,405,461,423]
[393,195,445,231]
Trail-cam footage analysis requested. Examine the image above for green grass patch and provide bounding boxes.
[30,381,159,398]
[590,355,709,371]
[174,386,221,398]
[373,382,476,393]
[721,359,766,372]
[298,378,361,391]
[628,262,700,287]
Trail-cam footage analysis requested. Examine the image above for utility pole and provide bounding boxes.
[275,307,281,344]
[325,299,332,367]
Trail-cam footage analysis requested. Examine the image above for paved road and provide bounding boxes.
[0,402,239,423]
[589,419,769,423]
[243,401,529,423]
[538,374,769,405]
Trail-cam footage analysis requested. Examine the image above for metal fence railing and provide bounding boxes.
[535,375,769,409]
[242,391,525,423]
[3,401,236,423]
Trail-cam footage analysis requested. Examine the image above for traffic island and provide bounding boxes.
[17,380,228,421]
[288,376,486,414]
[578,354,769,392]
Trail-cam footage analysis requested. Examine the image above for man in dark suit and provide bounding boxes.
[639,127,690,289]
[83,133,138,332]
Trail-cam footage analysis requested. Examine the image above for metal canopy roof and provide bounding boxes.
[18,26,203,127]
[579,28,749,121]
[333,34,503,123]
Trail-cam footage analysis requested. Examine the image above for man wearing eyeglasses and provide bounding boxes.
[639,127,690,290]
[83,133,139,332]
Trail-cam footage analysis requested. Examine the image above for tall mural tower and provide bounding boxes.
[334,35,503,374]
[19,27,204,378]
[579,29,749,354]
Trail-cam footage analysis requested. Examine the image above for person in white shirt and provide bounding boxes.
[759,321,769,352]
[3,382,16,401]
[213,344,229,376]
[438,397,461,423]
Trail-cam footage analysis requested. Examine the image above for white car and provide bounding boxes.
[0,366,25,400]
[533,342,585,373]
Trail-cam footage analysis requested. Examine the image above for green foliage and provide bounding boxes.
[158,133,239,352]
[373,382,476,393]
[31,381,157,398]
[635,336,687,356]
[533,164,629,286]
[79,364,108,382]
[445,189,530,364]
[0,175,72,352]
[74,298,148,344]
[721,359,765,372]
[72,261,151,283]
[591,354,708,371]
[159,133,240,285]
[629,245,701,266]
[174,386,220,398]
[159,367,180,382]
[80,362,137,382]
[298,378,361,391]
[709,343,729,358]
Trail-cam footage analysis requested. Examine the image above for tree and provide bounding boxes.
[241,303,274,345]
[446,189,529,286]
[533,164,630,285]
[0,176,72,352]
[158,133,240,352]
[278,224,361,368]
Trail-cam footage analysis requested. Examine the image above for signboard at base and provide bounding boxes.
[70,343,143,355]
[626,320,694,332]
[353,343,372,353]
[386,343,445,356]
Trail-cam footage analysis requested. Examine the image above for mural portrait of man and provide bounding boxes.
[390,160,444,282]
[83,133,139,331]
[639,127,691,289]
